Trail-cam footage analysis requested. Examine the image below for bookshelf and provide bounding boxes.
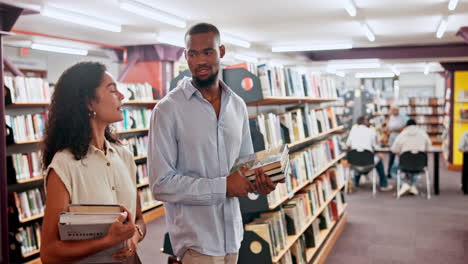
[216,67,348,264]
[247,97,337,106]
[5,100,159,108]
[271,184,345,263]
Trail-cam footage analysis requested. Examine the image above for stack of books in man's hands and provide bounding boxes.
[58,204,126,263]
[231,144,290,183]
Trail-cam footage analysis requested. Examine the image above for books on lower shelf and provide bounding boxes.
[13,188,45,222]
[138,186,160,210]
[11,151,41,182]
[115,108,151,131]
[58,205,125,263]
[15,222,42,257]
[415,116,443,124]
[4,75,52,103]
[122,135,149,157]
[118,82,155,102]
[266,136,342,207]
[136,163,149,186]
[5,112,47,143]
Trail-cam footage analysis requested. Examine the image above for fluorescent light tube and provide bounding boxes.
[222,34,251,48]
[355,72,395,78]
[436,17,448,39]
[448,0,459,11]
[31,43,88,56]
[119,0,186,28]
[234,54,258,63]
[344,0,357,17]
[272,43,352,52]
[42,5,121,32]
[362,23,375,42]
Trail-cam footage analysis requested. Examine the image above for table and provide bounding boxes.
[374,146,442,195]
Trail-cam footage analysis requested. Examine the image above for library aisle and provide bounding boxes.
[327,158,468,264]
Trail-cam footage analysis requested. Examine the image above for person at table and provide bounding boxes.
[346,116,392,191]
[385,107,408,178]
[391,119,431,196]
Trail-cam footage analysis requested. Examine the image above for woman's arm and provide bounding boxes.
[134,194,146,241]
[40,169,135,263]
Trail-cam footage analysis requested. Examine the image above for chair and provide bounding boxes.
[346,149,377,197]
[396,151,430,199]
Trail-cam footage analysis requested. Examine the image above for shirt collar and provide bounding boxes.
[181,76,233,100]
[89,139,116,154]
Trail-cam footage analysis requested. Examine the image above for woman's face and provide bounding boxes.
[89,72,124,124]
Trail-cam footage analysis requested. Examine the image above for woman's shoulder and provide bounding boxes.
[50,149,76,164]
[109,142,133,161]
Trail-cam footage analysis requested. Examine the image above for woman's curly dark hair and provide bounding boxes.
[42,62,120,170]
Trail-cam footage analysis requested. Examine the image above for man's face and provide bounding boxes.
[391,108,399,116]
[185,32,225,88]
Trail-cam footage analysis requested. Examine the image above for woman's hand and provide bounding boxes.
[112,233,139,261]
[106,206,135,246]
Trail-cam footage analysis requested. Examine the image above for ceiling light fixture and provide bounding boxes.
[436,17,448,38]
[448,0,459,11]
[119,0,186,28]
[42,5,121,32]
[272,43,352,52]
[355,72,395,78]
[362,23,375,42]
[343,0,357,17]
[327,60,381,70]
[234,53,258,63]
[222,34,251,48]
[31,43,88,56]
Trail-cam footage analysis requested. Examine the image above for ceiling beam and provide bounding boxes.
[303,43,468,61]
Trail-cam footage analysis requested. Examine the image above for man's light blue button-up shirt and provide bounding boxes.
[148,77,253,258]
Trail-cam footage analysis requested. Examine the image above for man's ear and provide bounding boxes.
[219,45,225,58]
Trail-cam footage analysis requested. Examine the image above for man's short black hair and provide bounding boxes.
[357,116,366,125]
[406,119,416,126]
[184,22,221,46]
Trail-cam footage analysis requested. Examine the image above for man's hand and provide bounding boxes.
[227,165,255,197]
[253,168,278,195]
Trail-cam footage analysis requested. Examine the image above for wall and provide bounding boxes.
[398,72,442,98]
[453,71,468,166]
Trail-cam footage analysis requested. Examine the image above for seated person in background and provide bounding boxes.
[346,116,392,191]
[385,107,408,178]
[391,119,431,196]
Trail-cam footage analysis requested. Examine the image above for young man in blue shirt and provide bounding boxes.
[148,23,278,264]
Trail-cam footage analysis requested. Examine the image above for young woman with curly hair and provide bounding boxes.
[40,62,145,263]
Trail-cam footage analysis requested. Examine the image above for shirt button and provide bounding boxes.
[112,186,115,191]
[107,162,111,166]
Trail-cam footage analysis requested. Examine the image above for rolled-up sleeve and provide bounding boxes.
[148,106,226,206]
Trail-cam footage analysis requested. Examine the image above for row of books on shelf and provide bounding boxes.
[114,108,152,132]
[390,106,444,115]
[12,188,45,222]
[4,75,52,103]
[245,173,345,262]
[118,82,155,102]
[5,112,47,143]
[10,151,41,182]
[4,74,156,104]
[266,137,343,207]
[139,186,161,210]
[415,116,444,124]
[256,64,338,99]
[14,222,42,258]
[122,135,148,158]
[224,62,338,99]
[136,163,149,186]
[418,125,443,133]
[380,97,444,106]
[250,106,339,150]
